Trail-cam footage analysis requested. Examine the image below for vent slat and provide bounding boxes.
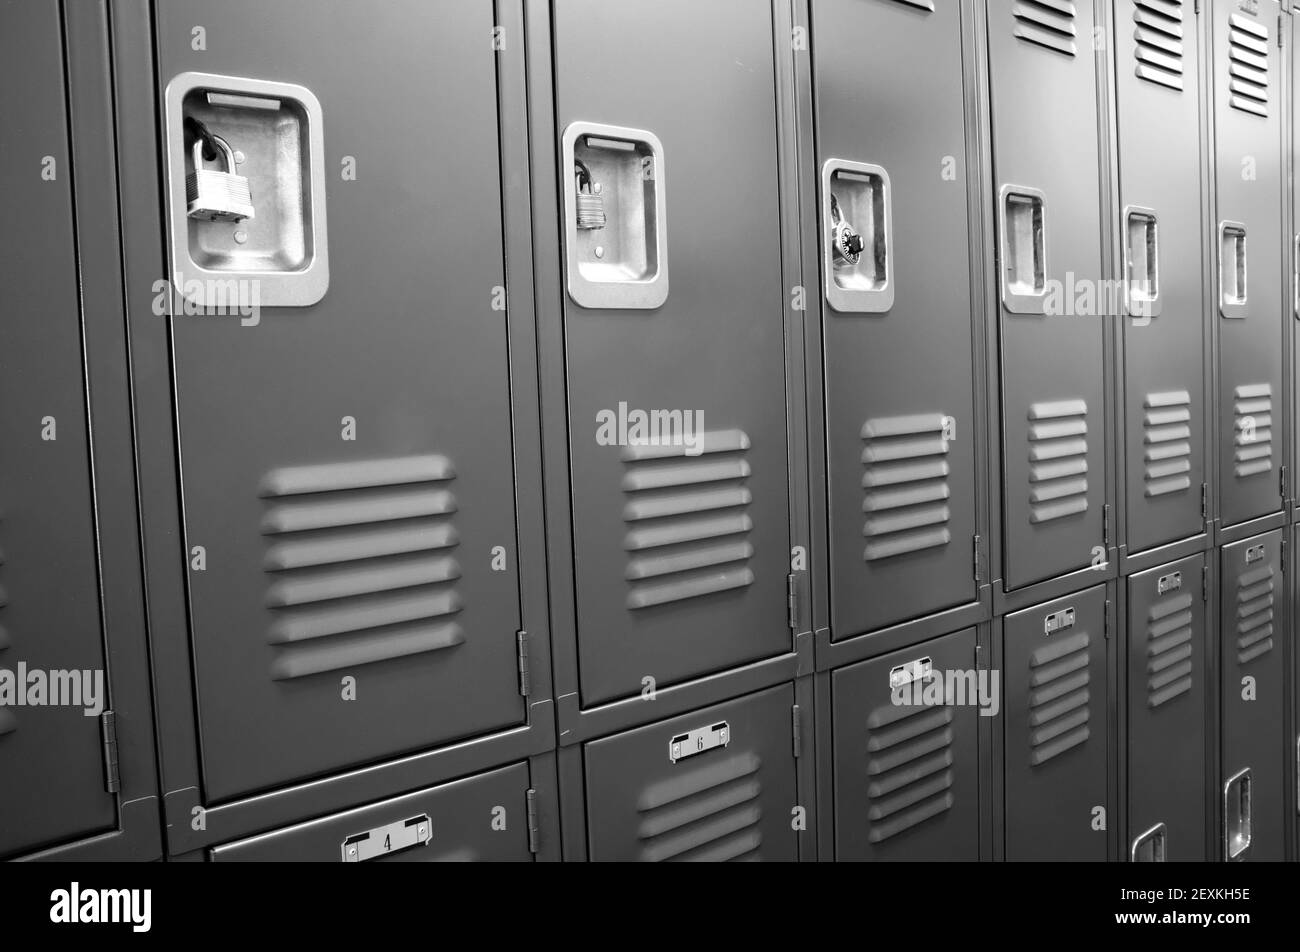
[862,413,954,562]
[269,622,464,681]
[1029,400,1089,523]
[1013,0,1079,57]
[1029,631,1092,765]
[1235,558,1275,665]
[1227,14,1271,116]
[1232,384,1272,477]
[866,696,956,843]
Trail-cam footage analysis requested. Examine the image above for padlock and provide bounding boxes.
[186,135,254,222]
[830,193,863,268]
[574,160,606,230]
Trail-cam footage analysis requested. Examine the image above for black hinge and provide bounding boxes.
[973,534,983,582]
[1280,465,1288,500]
[100,711,120,793]
[525,787,539,854]
[1202,564,1209,601]
[792,704,802,759]
[516,631,531,697]
[1201,482,1209,519]
[1103,601,1111,640]
[787,573,798,630]
[1193,0,1200,14]
[1103,504,1111,547]
[1280,14,1285,48]
[1282,539,1288,575]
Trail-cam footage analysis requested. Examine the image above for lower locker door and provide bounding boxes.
[209,763,534,862]
[832,628,981,861]
[583,684,798,861]
[1003,584,1109,861]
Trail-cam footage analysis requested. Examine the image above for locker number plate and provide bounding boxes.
[1245,544,1266,565]
[341,814,431,862]
[890,657,933,689]
[1157,572,1182,594]
[670,721,729,763]
[1043,607,1075,635]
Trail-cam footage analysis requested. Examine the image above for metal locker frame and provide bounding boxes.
[2,0,160,863]
[110,0,554,856]
[526,0,813,747]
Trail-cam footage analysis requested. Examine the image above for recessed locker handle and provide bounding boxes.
[340,814,432,862]
[1123,206,1160,319]
[1223,768,1252,861]
[1130,822,1167,862]
[1218,221,1248,319]
[821,159,894,313]
[998,185,1047,315]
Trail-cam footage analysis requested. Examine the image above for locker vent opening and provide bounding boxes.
[1027,399,1089,523]
[1235,562,1275,665]
[1227,13,1270,118]
[1232,383,1272,478]
[0,558,13,736]
[622,429,755,610]
[635,751,763,861]
[1012,0,1079,58]
[258,455,464,681]
[1146,591,1194,708]
[860,413,952,561]
[865,691,955,843]
[1142,390,1192,497]
[1028,629,1091,765]
[885,0,936,11]
[1133,0,1186,91]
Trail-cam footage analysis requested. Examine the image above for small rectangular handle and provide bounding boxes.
[1219,221,1248,319]
[341,814,431,862]
[1130,822,1167,862]
[1223,768,1252,861]
[822,159,894,313]
[999,185,1047,315]
[1123,206,1160,319]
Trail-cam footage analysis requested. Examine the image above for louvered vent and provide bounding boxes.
[0,545,12,737]
[1228,13,1270,117]
[865,692,955,843]
[1233,383,1272,478]
[1013,0,1078,57]
[1146,592,1193,708]
[1029,629,1091,765]
[1143,390,1192,497]
[259,455,463,681]
[887,0,936,10]
[861,414,952,561]
[1028,399,1089,523]
[636,751,763,861]
[623,429,755,610]
[1236,562,1275,665]
[1133,0,1186,90]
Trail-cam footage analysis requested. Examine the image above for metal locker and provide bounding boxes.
[1113,0,1209,555]
[1211,0,1285,528]
[987,0,1109,590]
[583,684,799,861]
[813,0,982,637]
[552,0,793,706]
[1002,584,1109,860]
[1219,530,1285,860]
[151,0,528,801]
[0,0,119,858]
[1125,554,1207,862]
[209,763,534,861]
[831,628,981,861]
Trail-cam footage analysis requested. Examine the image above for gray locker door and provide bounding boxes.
[832,628,981,861]
[1219,530,1284,860]
[814,0,980,637]
[1113,0,1208,555]
[1125,554,1206,862]
[583,683,798,861]
[154,0,526,801]
[987,0,1108,590]
[0,0,117,859]
[1003,584,1109,860]
[209,763,533,862]
[554,0,793,706]
[1212,0,1284,528]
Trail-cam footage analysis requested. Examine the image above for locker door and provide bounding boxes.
[832,628,981,861]
[153,0,526,802]
[1113,0,1208,554]
[1125,555,1207,862]
[1003,584,1109,860]
[1212,0,1284,527]
[1219,530,1285,860]
[814,0,980,638]
[554,1,793,706]
[583,684,798,861]
[0,0,117,858]
[987,0,1108,590]
[209,763,533,862]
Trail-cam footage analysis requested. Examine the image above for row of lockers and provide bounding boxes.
[1,0,1298,860]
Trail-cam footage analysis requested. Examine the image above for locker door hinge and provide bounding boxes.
[787,574,799,630]
[525,787,539,854]
[1193,0,1199,14]
[1103,602,1111,641]
[1281,539,1287,576]
[1103,504,1112,547]
[1201,482,1209,519]
[100,711,120,794]
[973,534,983,582]
[1280,465,1288,500]
[1280,14,1285,48]
[792,704,802,759]
[1202,565,1209,601]
[516,630,531,697]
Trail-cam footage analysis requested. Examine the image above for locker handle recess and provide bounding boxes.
[340,814,431,862]
[1123,206,1160,319]
[1223,768,1252,861]
[999,185,1047,315]
[1130,822,1167,862]
[821,159,893,313]
[1218,221,1248,319]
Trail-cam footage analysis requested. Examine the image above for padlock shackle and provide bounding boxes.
[192,134,236,173]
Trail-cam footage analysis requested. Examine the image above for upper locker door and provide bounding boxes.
[0,0,118,858]
[1114,0,1208,555]
[987,0,1108,590]
[154,0,526,802]
[554,1,792,705]
[1212,0,1284,528]
[813,0,981,638]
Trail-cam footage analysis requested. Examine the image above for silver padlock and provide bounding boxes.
[186,135,254,222]
[574,160,606,230]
